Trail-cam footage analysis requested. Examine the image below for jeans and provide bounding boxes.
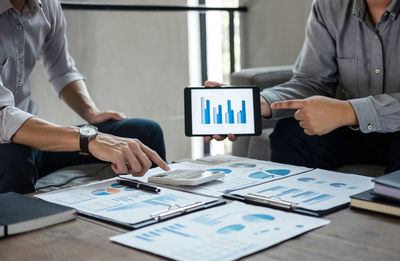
[0,118,166,194]
[270,117,400,174]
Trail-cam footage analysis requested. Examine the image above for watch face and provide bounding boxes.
[80,125,98,136]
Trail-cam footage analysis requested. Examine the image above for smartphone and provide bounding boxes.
[184,86,261,136]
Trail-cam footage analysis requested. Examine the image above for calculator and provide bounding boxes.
[148,169,225,186]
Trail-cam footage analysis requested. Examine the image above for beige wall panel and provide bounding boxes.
[240,0,313,68]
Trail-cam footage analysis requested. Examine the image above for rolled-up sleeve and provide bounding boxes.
[41,0,85,95]
[0,83,35,143]
[261,0,338,119]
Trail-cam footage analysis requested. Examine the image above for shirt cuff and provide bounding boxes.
[0,107,35,143]
[52,71,86,95]
[348,97,379,133]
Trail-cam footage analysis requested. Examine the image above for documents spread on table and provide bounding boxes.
[110,201,330,261]
[37,155,375,260]
[36,178,220,226]
[228,168,374,214]
[120,157,311,197]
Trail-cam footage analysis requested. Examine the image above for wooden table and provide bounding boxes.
[1,204,399,261]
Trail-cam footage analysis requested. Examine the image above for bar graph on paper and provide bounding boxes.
[200,97,247,125]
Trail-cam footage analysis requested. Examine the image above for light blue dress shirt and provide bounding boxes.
[261,0,400,133]
[0,0,84,143]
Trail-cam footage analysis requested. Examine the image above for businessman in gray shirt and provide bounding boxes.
[207,0,400,174]
[0,0,169,193]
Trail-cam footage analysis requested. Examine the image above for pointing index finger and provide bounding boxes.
[271,100,305,110]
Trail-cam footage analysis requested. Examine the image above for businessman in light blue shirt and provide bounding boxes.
[0,0,169,193]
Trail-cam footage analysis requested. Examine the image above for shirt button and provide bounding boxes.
[367,124,373,130]
[375,69,380,74]
[17,52,23,59]
[17,81,23,87]
[16,24,22,30]
[374,35,379,40]
[391,12,396,17]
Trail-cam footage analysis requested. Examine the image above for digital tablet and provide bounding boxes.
[184,86,261,136]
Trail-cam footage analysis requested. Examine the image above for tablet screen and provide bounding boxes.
[185,87,261,136]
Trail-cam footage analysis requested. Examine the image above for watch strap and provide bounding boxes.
[79,134,90,154]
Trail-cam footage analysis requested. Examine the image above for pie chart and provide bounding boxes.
[242,214,275,222]
[216,224,245,234]
[248,172,274,179]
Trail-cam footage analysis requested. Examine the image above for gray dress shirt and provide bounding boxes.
[0,0,84,143]
[261,0,400,133]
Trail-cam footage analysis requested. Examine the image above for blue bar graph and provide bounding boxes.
[200,97,247,125]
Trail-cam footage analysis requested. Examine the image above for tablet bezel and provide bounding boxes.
[184,86,262,137]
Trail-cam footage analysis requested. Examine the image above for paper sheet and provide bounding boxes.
[121,158,311,197]
[110,201,330,261]
[36,178,216,224]
[233,169,374,211]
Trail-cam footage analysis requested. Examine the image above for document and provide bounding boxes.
[231,169,374,213]
[36,178,219,226]
[121,157,311,196]
[110,201,330,261]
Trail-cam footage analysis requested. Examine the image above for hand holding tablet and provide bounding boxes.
[184,86,262,137]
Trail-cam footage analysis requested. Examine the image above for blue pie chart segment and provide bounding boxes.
[330,183,346,188]
[216,224,245,235]
[206,168,232,174]
[248,172,274,179]
[242,214,275,223]
[298,177,316,182]
[266,169,291,176]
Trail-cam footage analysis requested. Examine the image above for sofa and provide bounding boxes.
[230,66,385,177]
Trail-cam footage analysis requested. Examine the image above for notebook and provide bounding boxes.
[350,189,400,217]
[0,192,77,237]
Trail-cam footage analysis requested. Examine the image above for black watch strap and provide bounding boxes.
[79,135,90,154]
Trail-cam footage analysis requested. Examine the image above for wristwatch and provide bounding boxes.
[79,125,98,154]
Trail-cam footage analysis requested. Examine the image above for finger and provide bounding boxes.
[111,112,126,121]
[271,100,305,110]
[227,134,237,141]
[139,142,170,171]
[132,148,152,177]
[204,136,212,142]
[111,158,129,174]
[204,80,224,87]
[294,109,305,121]
[122,144,143,174]
[304,128,316,136]
[212,135,226,141]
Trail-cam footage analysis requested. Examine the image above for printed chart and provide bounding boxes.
[110,201,330,261]
[234,169,374,211]
[122,159,311,197]
[36,178,216,224]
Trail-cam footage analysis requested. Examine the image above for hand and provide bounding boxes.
[89,133,170,176]
[203,81,237,142]
[87,110,127,124]
[271,96,358,136]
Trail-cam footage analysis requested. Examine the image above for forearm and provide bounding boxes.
[12,117,80,151]
[59,80,99,122]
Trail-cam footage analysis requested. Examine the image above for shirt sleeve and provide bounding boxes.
[261,0,339,119]
[41,0,85,95]
[0,80,35,143]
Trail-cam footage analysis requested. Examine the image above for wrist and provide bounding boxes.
[260,96,272,118]
[343,101,359,126]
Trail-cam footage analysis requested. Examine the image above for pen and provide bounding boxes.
[117,179,161,193]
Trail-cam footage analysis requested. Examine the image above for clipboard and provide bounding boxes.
[223,192,347,217]
[78,199,226,230]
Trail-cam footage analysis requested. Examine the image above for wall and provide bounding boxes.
[30,0,190,162]
[239,0,313,68]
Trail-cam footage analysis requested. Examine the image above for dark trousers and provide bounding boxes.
[270,117,400,174]
[0,118,166,194]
